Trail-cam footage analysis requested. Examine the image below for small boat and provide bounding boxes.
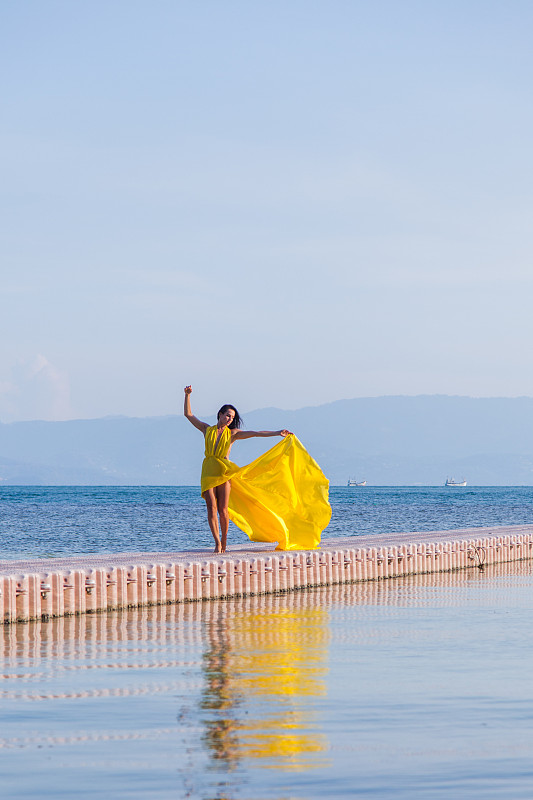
[347,478,367,487]
[445,478,467,487]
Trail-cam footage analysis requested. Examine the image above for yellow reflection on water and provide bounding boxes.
[1,561,531,786]
[200,599,330,772]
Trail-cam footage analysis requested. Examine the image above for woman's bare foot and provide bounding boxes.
[213,544,222,554]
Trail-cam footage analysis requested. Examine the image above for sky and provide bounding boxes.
[1,0,533,422]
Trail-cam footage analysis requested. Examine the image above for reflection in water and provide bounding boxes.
[201,601,330,773]
[2,562,533,800]
[202,614,241,771]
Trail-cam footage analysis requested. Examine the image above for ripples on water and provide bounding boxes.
[1,486,533,560]
[1,563,533,799]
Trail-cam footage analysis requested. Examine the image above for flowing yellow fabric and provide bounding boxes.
[200,426,331,551]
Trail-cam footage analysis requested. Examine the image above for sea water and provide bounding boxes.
[1,563,533,799]
[2,487,533,799]
[1,485,533,560]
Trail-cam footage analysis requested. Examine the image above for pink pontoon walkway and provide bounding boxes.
[2,524,533,623]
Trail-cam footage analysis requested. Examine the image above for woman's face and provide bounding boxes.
[218,408,235,428]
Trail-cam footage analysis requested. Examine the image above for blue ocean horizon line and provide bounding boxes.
[1,483,532,488]
[0,485,532,562]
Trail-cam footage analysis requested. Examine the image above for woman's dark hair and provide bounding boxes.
[217,404,243,429]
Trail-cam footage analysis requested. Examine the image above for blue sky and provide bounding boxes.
[1,1,532,421]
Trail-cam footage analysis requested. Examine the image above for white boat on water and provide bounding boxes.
[347,478,367,487]
[445,478,467,487]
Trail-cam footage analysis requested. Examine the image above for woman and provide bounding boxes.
[184,385,331,553]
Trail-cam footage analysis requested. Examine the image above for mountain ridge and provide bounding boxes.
[1,395,533,485]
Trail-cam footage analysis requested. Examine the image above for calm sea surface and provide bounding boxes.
[1,485,533,560]
[2,487,533,799]
[2,564,533,799]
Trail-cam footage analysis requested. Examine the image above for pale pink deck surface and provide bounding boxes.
[2,523,533,575]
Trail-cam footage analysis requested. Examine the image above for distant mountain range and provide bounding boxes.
[1,395,533,485]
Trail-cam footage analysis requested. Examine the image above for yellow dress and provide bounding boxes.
[200,425,331,551]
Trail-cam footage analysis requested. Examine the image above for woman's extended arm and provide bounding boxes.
[233,429,292,441]
[183,386,209,434]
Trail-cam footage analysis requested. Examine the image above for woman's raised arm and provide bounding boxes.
[183,386,209,434]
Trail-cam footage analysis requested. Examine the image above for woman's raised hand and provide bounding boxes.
[280,429,293,437]
[184,385,192,395]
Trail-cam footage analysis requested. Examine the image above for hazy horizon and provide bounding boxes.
[2,395,533,485]
[2,391,533,426]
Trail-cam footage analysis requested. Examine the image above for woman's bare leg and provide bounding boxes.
[215,482,231,553]
[204,489,222,553]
